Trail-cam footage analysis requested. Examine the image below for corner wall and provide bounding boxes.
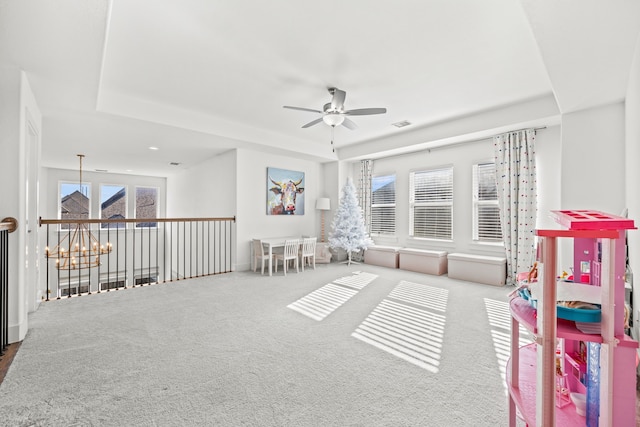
[166,148,325,271]
[557,102,626,271]
[626,34,640,343]
[166,150,237,218]
[561,102,626,213]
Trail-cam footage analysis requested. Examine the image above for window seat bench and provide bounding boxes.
[364,245,401,268]
[398,248,448,276]
[447,253,507,286]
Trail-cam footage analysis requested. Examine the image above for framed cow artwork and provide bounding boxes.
[267,167,305,215]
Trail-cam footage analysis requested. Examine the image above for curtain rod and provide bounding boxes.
[370,126,547,161]
[424,126,547,153]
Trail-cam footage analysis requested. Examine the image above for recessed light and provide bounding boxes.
[392,120,412,128]
[149,146,159,150]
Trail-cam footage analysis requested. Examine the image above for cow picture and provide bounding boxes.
[267,167,305,215]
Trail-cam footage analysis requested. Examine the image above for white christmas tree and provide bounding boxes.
[328,177,373,265]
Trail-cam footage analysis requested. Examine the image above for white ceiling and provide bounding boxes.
[1,0,639,177]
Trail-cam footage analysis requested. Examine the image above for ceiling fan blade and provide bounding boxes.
[344,107,387,116]
[330,88,346,111]
[283,105,323,114]
[342,117,357,130]
[301,117,324,128]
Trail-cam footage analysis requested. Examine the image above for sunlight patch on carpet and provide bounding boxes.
[484,298,533,393]
[333,271,378,290]
[286,272,378,321]
[352,283,448,373]
[388,280,448,312]
[287,284,358,321]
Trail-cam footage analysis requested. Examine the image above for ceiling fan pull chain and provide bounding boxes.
[331,126,335,152]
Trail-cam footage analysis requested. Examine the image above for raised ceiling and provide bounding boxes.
[1,0,639,176]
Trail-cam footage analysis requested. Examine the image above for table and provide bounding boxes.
[254,236,301,276]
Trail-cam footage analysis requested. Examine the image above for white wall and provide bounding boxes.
[0,66,24,343]
[0,68,41,342]
[166,149,237,218]
[535,125,562,230]
[561,102,626,213]
[557,103,626,271]
[353,126,561,257]
[166,150,238,275]
[317,161,339,241]
[626,35,640,343]
[21,71,43,314]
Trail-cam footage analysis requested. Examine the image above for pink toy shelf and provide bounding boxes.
[551,210,635,231]
[507,210,637,427]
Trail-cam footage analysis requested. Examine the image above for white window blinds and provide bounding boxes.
[473,162,502,242]
[409,167,453,240]
[371,174,396,235]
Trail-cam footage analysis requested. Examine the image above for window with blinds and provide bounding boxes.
[473,162,502,242]
[370,174,396,235]
[409,167,453,240]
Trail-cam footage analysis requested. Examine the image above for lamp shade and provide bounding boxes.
[316,198,331,210]
[322,113,344,127]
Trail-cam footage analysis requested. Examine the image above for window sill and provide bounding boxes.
[370,235,399,245]
[469,240,506,256]
[471,240,504,248]
[407,236,456,249]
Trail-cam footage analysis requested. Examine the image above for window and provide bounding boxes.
[370,174,396,235]
[60,182,90,229]
[409,167,453,240]
[101,185,126,228]
[473,162,502,242]
[135,187,158,228]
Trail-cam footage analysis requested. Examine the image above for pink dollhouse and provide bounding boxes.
[507,210,637,426]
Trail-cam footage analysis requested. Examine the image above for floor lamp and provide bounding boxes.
[316,198,331,242]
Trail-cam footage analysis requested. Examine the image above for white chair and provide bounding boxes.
[300,237,317,271]
[252,239,270,275]
[273,239,300,275]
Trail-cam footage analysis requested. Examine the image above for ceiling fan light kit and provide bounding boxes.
[283,87,387,132]
[322,113,345,127]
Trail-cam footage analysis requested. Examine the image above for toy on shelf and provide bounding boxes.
[555,356,571,408]
[528,261,538,283]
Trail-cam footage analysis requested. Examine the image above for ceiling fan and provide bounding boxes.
[283,87,387,131]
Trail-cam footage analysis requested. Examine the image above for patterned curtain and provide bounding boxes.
[493,129,537,285]
[358,159,373,234]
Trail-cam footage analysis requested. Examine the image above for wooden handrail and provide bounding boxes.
[40,215,235,299]
[0,217,18,233]
[39,216,236,226]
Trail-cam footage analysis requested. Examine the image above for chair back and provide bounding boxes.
[283,239,300,258]
[252,239,266,257]
[302,237,317,256]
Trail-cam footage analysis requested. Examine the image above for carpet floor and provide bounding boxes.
[0,264,530,426]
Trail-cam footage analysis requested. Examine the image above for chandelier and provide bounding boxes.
[45,154,112,269]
